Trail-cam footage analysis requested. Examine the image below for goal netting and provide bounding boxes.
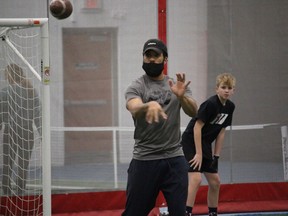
[0,18,50,216]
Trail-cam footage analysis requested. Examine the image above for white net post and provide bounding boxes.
[40,19,51,216]
[0,18,51,216]
[281,126,288,181]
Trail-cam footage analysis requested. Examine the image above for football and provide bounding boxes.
[49,0,73,20]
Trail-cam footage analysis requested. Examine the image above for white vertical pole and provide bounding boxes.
[113,129,118,188]
[281,126,288,181]
[41,19,52,216]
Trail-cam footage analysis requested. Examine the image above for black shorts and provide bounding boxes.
[188,157,218,173]
[181,133,217,173]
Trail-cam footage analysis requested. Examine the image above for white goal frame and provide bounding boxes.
[0,18,51,216]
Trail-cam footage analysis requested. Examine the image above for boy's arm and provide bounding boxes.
[210,128,226,171]
[214,128,226,156]
[190,119,204,170]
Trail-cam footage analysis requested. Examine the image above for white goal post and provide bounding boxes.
[0,18,51,216]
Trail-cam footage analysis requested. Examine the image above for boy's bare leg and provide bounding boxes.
[187,172,202,207]
[204,172,220,208]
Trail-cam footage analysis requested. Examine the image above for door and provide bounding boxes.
[63,28,116,164]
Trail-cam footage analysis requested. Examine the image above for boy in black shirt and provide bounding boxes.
[181,73,236,216]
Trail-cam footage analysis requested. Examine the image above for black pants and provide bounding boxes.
[122,156,189,216]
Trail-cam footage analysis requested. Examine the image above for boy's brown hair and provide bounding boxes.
[216,73,236,88]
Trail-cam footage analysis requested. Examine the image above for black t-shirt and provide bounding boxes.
[181,95,235,159]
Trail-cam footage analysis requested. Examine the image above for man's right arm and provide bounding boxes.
[126,98,167,124]
[126,97,147,118]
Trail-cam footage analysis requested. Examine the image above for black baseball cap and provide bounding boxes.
[143,39,168,57]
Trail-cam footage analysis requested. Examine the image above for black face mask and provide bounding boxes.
[142,62,164,77]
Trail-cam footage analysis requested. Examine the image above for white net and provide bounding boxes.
[0,25,43,215]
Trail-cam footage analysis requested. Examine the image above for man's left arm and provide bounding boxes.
[168,73,198,117]
[178,95,197,117]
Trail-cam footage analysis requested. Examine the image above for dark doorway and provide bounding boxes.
[63,28,117,164]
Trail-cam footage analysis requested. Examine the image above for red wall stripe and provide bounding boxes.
[158,0,167,74]
[158,0,167,44]
[49,182,288,215]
